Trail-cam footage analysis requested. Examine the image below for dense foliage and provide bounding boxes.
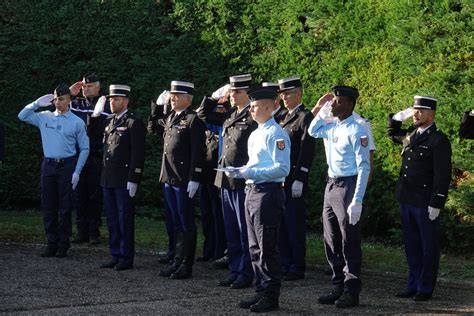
[0,0,472,252]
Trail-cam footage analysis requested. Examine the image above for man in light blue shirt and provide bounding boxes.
[18,84,89,258]
[228,86,290,313]
[308,86,370,308]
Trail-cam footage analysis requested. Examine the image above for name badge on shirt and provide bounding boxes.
[117,127,128,132]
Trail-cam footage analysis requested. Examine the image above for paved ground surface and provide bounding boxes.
[1,243,473,315]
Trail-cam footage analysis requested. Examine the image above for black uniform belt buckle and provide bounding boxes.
[327,175,357,183]
[45,157,73,165]
[246,182,284,192]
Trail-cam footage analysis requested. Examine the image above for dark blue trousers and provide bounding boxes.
[164,184,196,233]
[245,183,284,301]
[163,186,175,259]
[221,188,253,282]
[322,176,362,295]
[103,187,135,266]
[279,186,306,275]
[400,203,440,295]
[74,156,102,239]
[41,157,76,250]
[199,184,226,260]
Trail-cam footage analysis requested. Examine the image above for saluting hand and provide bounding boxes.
[34,94,54,107]
[211,84,231,102]
[69,81,84,96]
[157,90,171,106]
[311,92,334,117]
[392,107,414,121]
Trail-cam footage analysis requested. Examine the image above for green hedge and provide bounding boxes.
[1,0,472,252]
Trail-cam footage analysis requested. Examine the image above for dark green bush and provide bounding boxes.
[1,0,472,252]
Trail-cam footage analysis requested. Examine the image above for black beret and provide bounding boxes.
[83,73,99,84]
[54,83,71,97]
[332,85,359,100]
[248,87,278,101]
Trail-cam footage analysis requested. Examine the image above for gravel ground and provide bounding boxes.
[1,243,473,315]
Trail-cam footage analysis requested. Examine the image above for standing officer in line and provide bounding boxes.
[459,109,474,139]
[196,89,231,262]
[18,84,90,258]
[276,76,315,281]
[97,84,146,271]
[261,82,287,122]
[157,81,206,279]
[199,74,256,289]
[308,86,370,308]
[226,86,290,312]
[388,96,452,301]
[69,74,111,245]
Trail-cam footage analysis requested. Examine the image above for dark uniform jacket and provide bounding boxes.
[273,105,288,124]
[70,96,111,160]
[158,108,206,187]
[387,115,452,209]
[459,111,474,139]
[100,111,146,188]
[198,97,257,190]
[275,104,315,187]
[0,122,4,163]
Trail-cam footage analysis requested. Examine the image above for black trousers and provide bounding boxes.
[245,183,285,301]
[323,176,362,295]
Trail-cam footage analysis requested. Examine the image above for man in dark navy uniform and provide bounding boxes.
[459,109,474,139]
[198,74,256,289]
[276,76,315,281]
[98,84,146,271]
[388,96,452,301]
[157,81,206,279]
[69,74,111,245]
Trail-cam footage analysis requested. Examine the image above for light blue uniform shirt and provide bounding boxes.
[308,114,370,203]
[245,117,291,184]
[18,101,90,174]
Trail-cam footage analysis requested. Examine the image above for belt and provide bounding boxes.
[246,182,284,191]
[326,175,357,182]
[44,156,75,164]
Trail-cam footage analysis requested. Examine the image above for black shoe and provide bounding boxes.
[318,286,343,304]
[413,292,432,301]
[159,263,180,277]
[238,294,263,309]
[196,256,212,262]
[335,292,359,308]
[40,246,57,258]
[249,297,279,313]
[115,263,133,271]
[218,276,237,287]
[71,235,89,244]
[283,271,305,281]
[89,237,100,246]
[99,261,118,269]
[55,248,68,258]
[212,256,228,269]
[170,264,192,279]
[230,279,252,289]
[396,289,417,298]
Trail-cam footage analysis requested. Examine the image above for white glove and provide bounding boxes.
[187,181,200,199]
[127,182,138,197]
[35,94,54,107]
[211,84,231,100]
[92,96,106,117]
[392,107,414,121]
[291,180,303,198]
[428,206,440,221]
[347,201,362,225]
[156,90,171,106]
[71,172,80,190]
[224,167,248,179]
[317,100,334,120]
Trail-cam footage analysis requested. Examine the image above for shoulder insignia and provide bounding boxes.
[361,136,368,147]
[276,139,286,150]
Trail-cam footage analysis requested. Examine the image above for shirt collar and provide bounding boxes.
[115,109,128,120]
[259,116,276,129]
[417,123,434,135]
[336,114,355,125]
[54,108,71,117]
[288,103,302,115]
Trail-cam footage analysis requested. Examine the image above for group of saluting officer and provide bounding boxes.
[18,71,456,312]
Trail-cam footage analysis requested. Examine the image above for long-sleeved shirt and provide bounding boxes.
[309,113,370,203]
[18,101,89,174]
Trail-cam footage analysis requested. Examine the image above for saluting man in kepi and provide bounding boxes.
[309,86,370,308]
[18,84,90,258]
[388,96,452,301]
[97,84,146,271]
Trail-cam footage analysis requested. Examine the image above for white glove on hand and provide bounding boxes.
[392,107,414,121]
[35,94,54,107]
[156,90,171,106]
[127,182,138,197]
[211,84,231,101]
[71,173,80,190]
[224,167,248,179]
[187,181,200,199]
[92,96,107,117]
[317,100,334,120]
[428,206,440,221]
[347,201,363,225]
[291,180,303,198]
